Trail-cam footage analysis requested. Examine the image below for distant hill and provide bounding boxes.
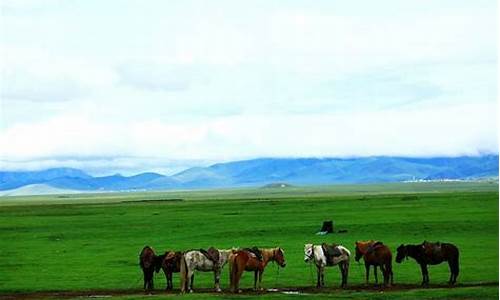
[0,184,81,196]
[0,168,91,190]
[170,156,499,188]
[0,155,498,195]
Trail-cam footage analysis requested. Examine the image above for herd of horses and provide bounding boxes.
[139,240,459,293]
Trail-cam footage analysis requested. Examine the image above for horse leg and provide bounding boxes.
[420,264,429,286]
[185,269,194,293]
[316,265,321,288]
[388,263,394,287]
[338,263,345,288]
[238,268,245,292]
[145,269,154,291]
[229,260,236,292]
[142,269,147,291]
[254,271,258,290]
[320,267,325,287]
[258,269,264,291]
[447,260,455,285]
[448,258,459,285]
[166,271,173,290]
[214,269,222,292]
[380,264,389,286]
[374,265,378,285]
[364,262,370,285]
[343,262,349,288]
[380,265,391,286]
[234,264,245,293]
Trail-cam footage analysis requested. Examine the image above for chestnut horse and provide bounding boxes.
[229,247,286,293]
[160,251,182,290]
[396,241,459,286]
[355,241,393,286]
[139,246,163,291]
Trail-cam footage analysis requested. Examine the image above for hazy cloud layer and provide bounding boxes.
[0,0,497,173]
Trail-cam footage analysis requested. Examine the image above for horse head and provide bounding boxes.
[395,244,407,263]
[354,241,364,262]
[153,254,165,273]
[273,247,286,267]
[304,244,314,263]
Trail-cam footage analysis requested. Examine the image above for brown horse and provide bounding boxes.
[396,241,459,286]
[355,241,393,286]
[229,247,286,292]
[139,246,163,291]
[160,251,182,290]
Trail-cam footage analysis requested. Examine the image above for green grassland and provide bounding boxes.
[0,182,498,299]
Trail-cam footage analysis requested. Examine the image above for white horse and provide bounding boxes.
[180,248,236,293]
[304,243,350,288]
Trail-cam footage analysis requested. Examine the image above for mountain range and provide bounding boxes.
[0,156,498,195]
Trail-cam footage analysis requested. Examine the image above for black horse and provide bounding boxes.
[396,241,459,286]
[139,246,164,291]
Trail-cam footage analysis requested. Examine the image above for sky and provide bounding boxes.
[0,0,497,175]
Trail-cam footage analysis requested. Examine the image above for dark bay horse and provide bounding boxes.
[139,246,163,291]
[396,241,459,285]
[355,241,393,286]
[229,247,286,293]
[160,251,182,290]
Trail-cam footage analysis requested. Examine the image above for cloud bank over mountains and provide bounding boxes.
[0,0,497,174]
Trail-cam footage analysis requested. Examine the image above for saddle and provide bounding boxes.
[366,241,384,255]
[321,243,341,266]
[422,241,442,259]
[200,247,220,266]
[244,247,263,261]
[163,251,182,271]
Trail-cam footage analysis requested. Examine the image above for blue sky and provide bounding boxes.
[0,0,497,175]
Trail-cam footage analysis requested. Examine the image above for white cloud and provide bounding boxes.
[1,102,496,164]
[0,1,497,172]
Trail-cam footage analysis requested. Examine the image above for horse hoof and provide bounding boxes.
[215,288,222,292]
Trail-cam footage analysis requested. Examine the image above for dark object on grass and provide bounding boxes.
[396,241,459,286]
[337,229,348,233]
[320,221,334,233]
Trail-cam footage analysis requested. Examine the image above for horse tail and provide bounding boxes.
[229,253,239,291]
[180,253,188,293]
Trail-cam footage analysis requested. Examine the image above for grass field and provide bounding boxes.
[0,182,498,299]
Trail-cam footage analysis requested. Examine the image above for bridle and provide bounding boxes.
[272,248,285,265]
[305,245,315,261]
